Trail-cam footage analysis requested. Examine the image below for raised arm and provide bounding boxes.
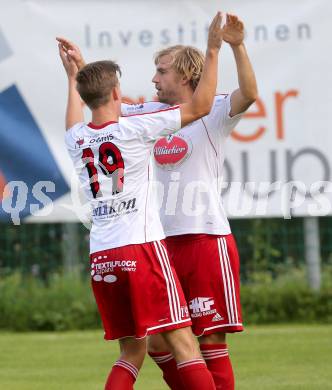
[58,43,84,130]
[222,14,258,116]
[179,12,223,127]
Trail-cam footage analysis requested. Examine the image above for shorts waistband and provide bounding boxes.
[166,233,230,243]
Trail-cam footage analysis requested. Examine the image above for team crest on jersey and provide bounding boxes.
[75,137,84,149]
[153,134,192,169]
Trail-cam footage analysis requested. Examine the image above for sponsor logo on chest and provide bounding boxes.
[153,134,192,168]
[92,198,137,219]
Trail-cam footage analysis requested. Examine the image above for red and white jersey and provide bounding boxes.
[122,95,242,237]
[65,106,181,253]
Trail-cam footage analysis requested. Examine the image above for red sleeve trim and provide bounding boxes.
[123,94,226,106]
[123,105,180,118]
[122,99,160,104]
[87,121,118,130]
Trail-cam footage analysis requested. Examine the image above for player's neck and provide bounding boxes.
[91,104,120,126]
[172,87,194,105]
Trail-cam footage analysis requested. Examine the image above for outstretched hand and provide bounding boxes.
[56,37,86,70]
[58,43,78,79]
[207,11,224,51]
[222,14,245,46]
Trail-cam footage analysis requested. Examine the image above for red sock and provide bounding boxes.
[177,359,216,390]
[200,343,234,390]
[148,351,184,390]
[105,359,138,390]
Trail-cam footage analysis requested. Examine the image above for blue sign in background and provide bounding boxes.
[0,85,69,222]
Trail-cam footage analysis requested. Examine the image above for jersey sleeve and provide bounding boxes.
[207,94,243,137]
[64,122,85,150]
[119,105,181,142]
[222,94,244,136]
[121,101,169,116]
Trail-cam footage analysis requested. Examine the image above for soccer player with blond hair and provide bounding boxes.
[125,14,257,390]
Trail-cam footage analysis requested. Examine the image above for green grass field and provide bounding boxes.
[0,325,331,389]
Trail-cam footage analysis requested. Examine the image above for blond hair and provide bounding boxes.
[154,45,205,90]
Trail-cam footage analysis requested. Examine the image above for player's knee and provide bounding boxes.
[172,339,200,362]
[120,347,146,369]
[119,338,146,369]
[162,327,200,362]
[147,334,170,353]
[199,331,226,345]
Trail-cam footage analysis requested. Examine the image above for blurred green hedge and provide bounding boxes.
[0,273,100,331]
[0,268,331,331]
[241,267,332,324]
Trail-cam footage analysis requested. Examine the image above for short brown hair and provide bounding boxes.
[154,45,205,90]
[76,60,121,109]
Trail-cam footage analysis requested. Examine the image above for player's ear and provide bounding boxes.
[112,85,120,102]
[181,76,190,87]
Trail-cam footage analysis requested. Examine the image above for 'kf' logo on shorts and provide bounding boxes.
[189,297,214,314]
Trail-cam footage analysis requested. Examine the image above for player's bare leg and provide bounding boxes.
[148,333,182,388]
[199,332,234,390]
[118,337,146,368]
[200,332,226,344]
[149,327,215,389]
[161,327,200,362]
[105,337,146,390]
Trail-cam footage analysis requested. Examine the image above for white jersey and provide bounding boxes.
[122,95,242,237]
[65,106,181,253]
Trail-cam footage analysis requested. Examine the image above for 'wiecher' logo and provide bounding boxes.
[154,134,192,168]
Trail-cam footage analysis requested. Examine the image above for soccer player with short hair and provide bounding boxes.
[58,12,225,390]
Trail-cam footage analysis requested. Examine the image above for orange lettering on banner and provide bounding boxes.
[0,172,9,201]
[231,97,266,142]
[275,90,298,139]
[231,90,299,142]
[122,96,146,104]
[122,90,299,142]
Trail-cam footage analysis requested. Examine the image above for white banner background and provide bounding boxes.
[1,0,331,222]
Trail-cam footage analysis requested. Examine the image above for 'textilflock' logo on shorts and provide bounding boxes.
[91,257,137,282]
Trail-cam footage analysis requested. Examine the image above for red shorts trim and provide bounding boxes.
[165,234,243,336]
[90,240,191,340]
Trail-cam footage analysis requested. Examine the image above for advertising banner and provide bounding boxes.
[0,0,331,223]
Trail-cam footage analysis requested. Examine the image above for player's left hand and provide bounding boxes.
[58,43,78,79]
[56,37,86,70]
[222,14,245,46]
[207,11,223,51]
